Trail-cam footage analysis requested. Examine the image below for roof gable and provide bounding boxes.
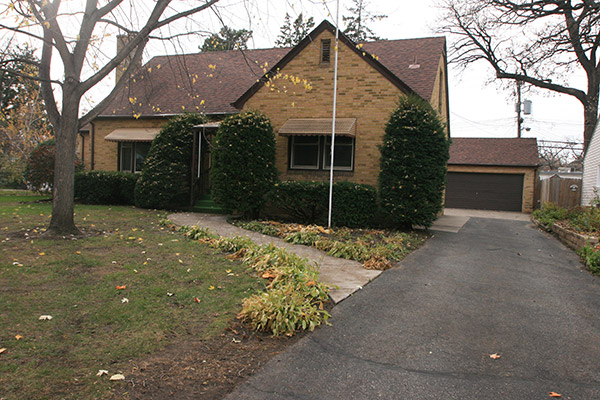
[449,138,540,167]
[234,20,440,109]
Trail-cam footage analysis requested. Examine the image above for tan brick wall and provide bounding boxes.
[447,165,537,213]
[91,118,166,171]
[242,30,447,188]
[430,54,449,129]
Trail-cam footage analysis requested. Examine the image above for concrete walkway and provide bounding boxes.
[168,213,381,303]
[226,217,600,399]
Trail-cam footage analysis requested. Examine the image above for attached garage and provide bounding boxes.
[446,138,539,213]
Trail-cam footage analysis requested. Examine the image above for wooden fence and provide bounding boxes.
[537,175,581,209]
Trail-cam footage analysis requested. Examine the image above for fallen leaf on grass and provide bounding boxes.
[548,392,562,398]
[38,315,53,321]
[0,348,6,354]
[116,285,126,290]
[261,271,277,279]
[39,252,45,256]
[208,285,215,290]
[96,370,109,376]
[15,335,23,340]
[109,374,125,381]
[194,297,201,303]
[489,353,501,359]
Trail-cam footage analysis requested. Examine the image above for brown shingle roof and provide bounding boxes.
[362,37,445,100]
[449,138,540,167]
[100,20,446,118]
[99,48,289,117]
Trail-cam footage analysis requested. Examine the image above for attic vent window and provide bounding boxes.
[320,39,331,64]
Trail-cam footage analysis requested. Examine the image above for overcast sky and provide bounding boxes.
[4,0,585,144]
[196,0,585,144]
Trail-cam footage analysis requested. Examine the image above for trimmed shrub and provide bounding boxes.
[75,171,138,205]
[332,181,377,228]
[135,114,204,209]
[210,110,278,218]
[267,180,377,228]
[379,95,449,228]
[268,181,329,223]
[25,138,83,192]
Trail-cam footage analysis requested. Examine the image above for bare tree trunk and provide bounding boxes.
[46,87,80,237]
[584,73,600,152]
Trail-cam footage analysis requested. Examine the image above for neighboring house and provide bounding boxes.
[539,170,582,180]
[83,20,449,196]
[581,119,600,205]
[446,138,539,212]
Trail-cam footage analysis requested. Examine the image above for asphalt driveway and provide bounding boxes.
[226,217,600,399]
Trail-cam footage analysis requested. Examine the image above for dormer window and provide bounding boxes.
[320,39,331,64]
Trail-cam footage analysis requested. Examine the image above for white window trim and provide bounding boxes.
[120,142,133,173]
[120,142,150,173]
[290,136,320,170]
[323,136,354,171]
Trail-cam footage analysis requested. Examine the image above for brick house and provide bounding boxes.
[81,20,449,197]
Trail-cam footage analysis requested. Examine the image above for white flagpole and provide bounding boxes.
[327,0,340,228]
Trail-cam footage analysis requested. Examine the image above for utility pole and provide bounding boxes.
[516,80,523,138]
[515,81,532,137]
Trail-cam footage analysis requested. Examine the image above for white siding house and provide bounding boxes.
[581,120,600,205]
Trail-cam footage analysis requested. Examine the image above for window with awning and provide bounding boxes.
[279,118,356,137]
[104,128,161,142]
[104,128,160,172]
[281,118,356,171]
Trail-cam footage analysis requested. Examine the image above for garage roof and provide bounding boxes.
[449,138,539,167]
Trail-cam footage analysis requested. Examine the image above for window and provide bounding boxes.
[324,136,354,170]
[291,136,320,169]
[119,142,151,172]
[320,39,331,64]
[290,136,354,171]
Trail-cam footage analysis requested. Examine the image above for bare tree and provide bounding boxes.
[439,0,600,151]
[538,139,584,170]
[1,0,220,236]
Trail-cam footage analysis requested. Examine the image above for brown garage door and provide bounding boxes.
[445,172,524,211]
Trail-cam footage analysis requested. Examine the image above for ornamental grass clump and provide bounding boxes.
[178,225,330,336]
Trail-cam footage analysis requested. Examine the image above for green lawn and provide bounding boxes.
[0,192,263,399]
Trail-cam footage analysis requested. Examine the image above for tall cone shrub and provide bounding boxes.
[210,110,278,218]
[135,113,204,209]
[378,95,449,228]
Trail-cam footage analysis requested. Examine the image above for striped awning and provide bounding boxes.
[278,118,357,137]
[104,128,161,142]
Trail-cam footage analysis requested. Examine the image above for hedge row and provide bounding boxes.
[74,171,138,205]
[268,181,378,228]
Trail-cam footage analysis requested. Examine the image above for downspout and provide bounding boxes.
[90,121,95,170]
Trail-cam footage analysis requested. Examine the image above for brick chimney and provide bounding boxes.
[115,33,139,83]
